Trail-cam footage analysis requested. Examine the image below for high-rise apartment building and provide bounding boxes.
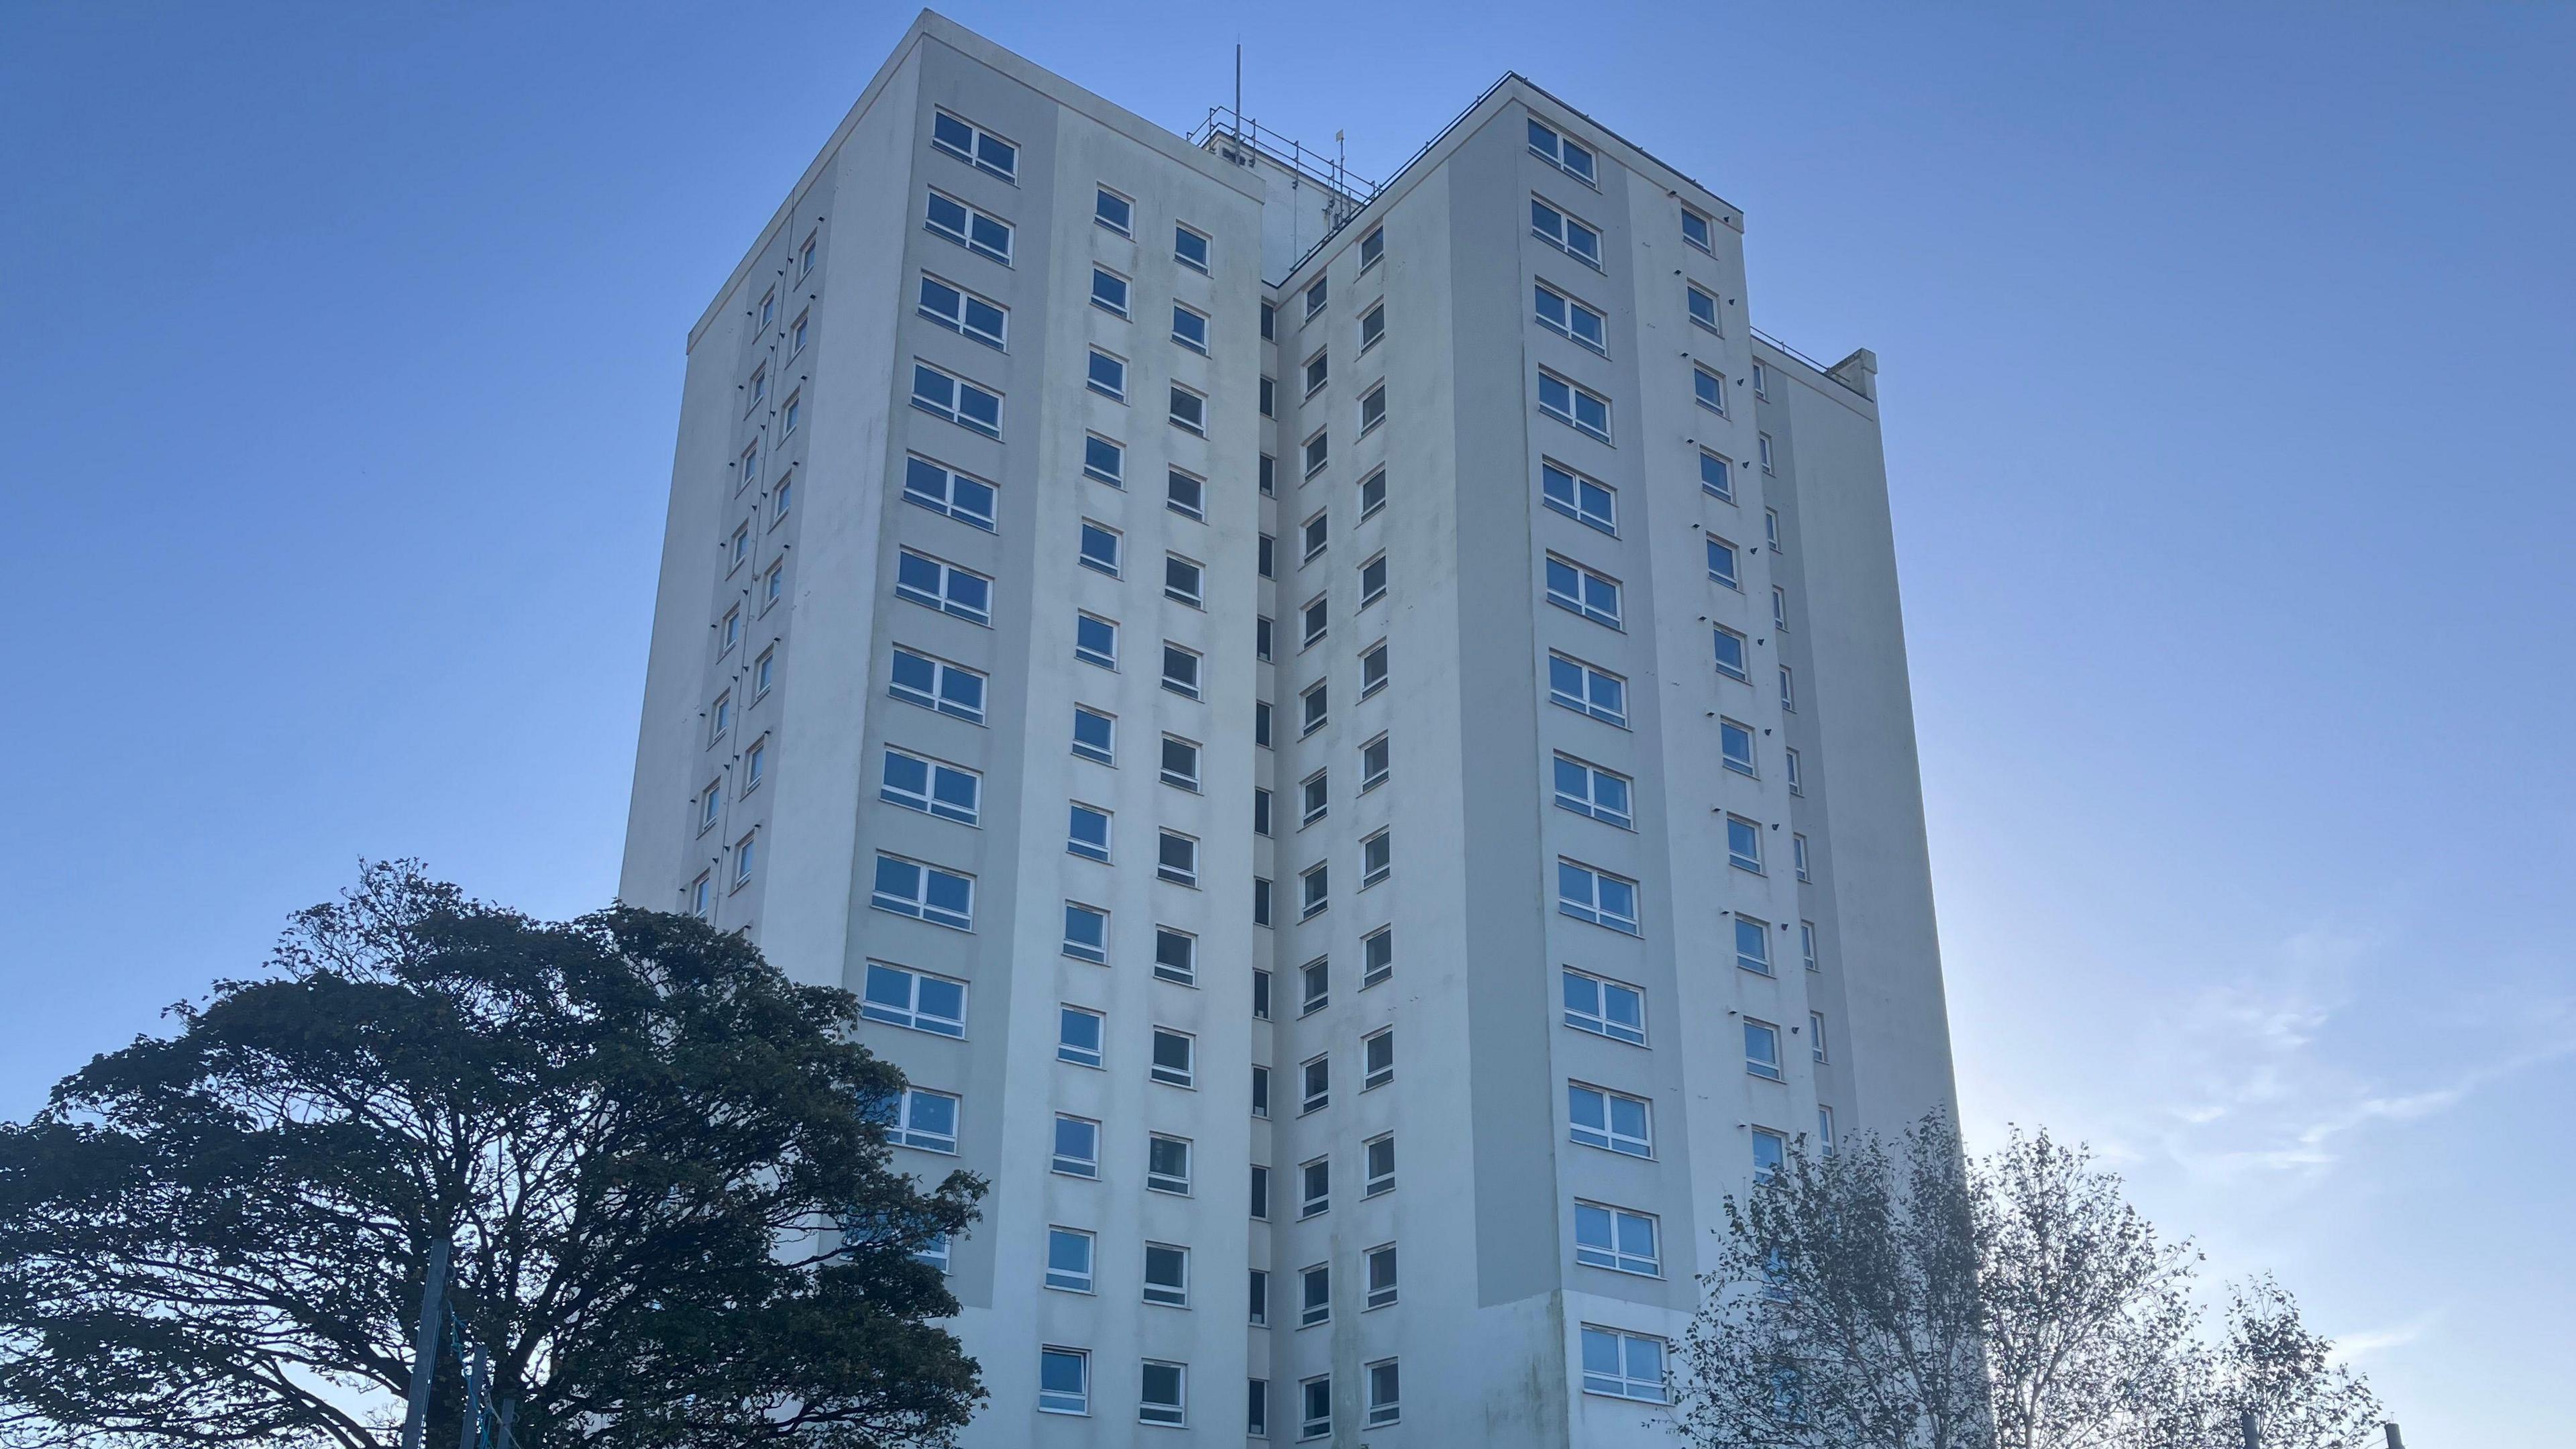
[619,12,1959,1444]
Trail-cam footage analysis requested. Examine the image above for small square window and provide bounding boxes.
[1093,186,1132,235]
[1090,266,1131,318]
[1174,224,1211,273]
[1166,467,1205,520]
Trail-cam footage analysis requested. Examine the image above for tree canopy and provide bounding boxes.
[0,862,984,1449]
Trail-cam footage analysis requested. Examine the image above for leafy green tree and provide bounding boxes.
[0,862,984,1449]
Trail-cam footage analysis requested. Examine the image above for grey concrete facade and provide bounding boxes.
[620,12,1957,1444]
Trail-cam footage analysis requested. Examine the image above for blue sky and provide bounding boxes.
[3,3,2569,1441]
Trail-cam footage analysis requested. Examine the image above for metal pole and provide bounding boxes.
[2381,1424,2404,1449]
[2239,1407,2260,1449]
[496,1400,517,1449]
[458,1340,486,1449]
[399,1238,450,1449]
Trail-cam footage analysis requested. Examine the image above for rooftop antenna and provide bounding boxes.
[1234,43,1241,138]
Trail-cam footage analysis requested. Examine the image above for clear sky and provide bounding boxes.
[3,3,2569,1442]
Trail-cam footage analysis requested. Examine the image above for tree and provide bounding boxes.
[1678,1115,2383,1449]
[1676,1114,1992,1449]
[0,861,985,1449]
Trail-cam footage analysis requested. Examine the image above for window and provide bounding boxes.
[1260,453,1277,496]
[1169,384,1208,435]
[1249,1377,1269,1438]
[1154,927,1197,984]
[923,189,1012,264]
[1753,360,1771,398]
[1545,555,1622,627]
[1046,1226,1095,1291]
[902,454,997,531]
[1053,1114,1100,1177]
[1713,626,1750,683]
[1066,802,1112,863]
[1143,1242,1190,1305]
[1174,223,1210,272]
[1745,1018,1784,1081]
[1254,787,1273,837]
[894,549,993,625]
[1260,376,1276,417]
[1302,430,1329,478]
[1759,431,1776,473]
[1773,585,1790,631]
[1736,916,1774,975]
[1360,829,1391,888]
[1536,370,1610,441]
[739,441,761,492]
[1701,449,1734,502]
[1251,1163,1271,1218]
[1139,1361,1187,1426]
[1305,275,1328,319]
[1303,349,1328,396]
[708,691,733,744]
[1364,1244,1400,1311]
[698,778,722,834]
[1300,681,1327,737]
[1164,553,1205,608]
[1542,460,1615,533]
[865,959,973,1036]
[1256,702,1274,749]
[1252,1064,1271,1118]
[879,748,979,826]
[742,737,766,791]
[1063,902,1108,963]
[1359,301,1385,352]
[1249,1268,1271,1326]
[916,274,1006,348]
[1794,833,1811,882]
[1258,534,1275,578]
[1082,433,1124,486]
[1569,1083,1652,1157]
[771,468,794,523]
[1785,747,1804,795]
[1085,347,1128,402]
[749,365,767,409]
[689,873,711,918]
[799,230,817,276]
[1261,301,1277,339]
[1818,1104,1837,1155]
[1359,224,1385,269]
[1300,1376,1332,1440]
[1093,185,1133,234]
[1552,754,1633,829]
[1682,206,1714,253]
[1254,877,1273,926]
[1530,197,1601,267]
[1358,469,1387,522]
[1527,117,1597,181]
[1069,707,1117,765]
[1727,816,1764,874]
[1362,1133,1395,1197]
[1352,555,1386,612]
[1172,303,1210,354]
[1150,1029,1196,1088]
[1161,643,1202,699]
[912,364,1004,441]
[1359,735,1390,793]
[1299,1158,1330,1218]
[1752,1126,1788,1181]
[1147,1134,1193,1195]
[1298,596,1327,651]
[930,109,1015,180]
[1299,1054,1330,1114]
[1718,720,1758,778]
[1575,1201,1661,1276]
[1290,958,1326,1019]
[1558,859,1640,934]
[1038,1347,1089,1415]
[1362,1027,1394,1090]
[1057,1006,1104,1068]
[718,606,742,657]
[1548,653,1628,726]
[1300,862,1328,918]
[1802,920,1820,972]
[1687,282,1721,333]
[1361,1359,1401,1428]
[1299,771,1328,828]
[1301,509,1328,561]
[762,558,784,609]
[1157,832,1199,888]
[1074,614,1118,670]
[1161,466,1205,521]
[1361,925,1393,986]
[1810,1010,1829,1064]
[871,854,973,931]
[1159,735,1201,791]
[1581,1326,1668,1403]
[882,1087,959,1153]
[1780,665,1796,712]
[731,829,757,888]
[1089,266,1130,319]
[1358,383,1386,434]
[1534,282,1607,354]
[728,524,751,572]
[1695,364,1729,415]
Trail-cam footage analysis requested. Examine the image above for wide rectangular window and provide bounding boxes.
[922,189,1011,264]
[1531,197,1602,266]
[1547,653,1627,726]
[1568,1083,1652,1157]
[1542,461,1615,533]
[916,273,1006,348]
[902,454,997,531]
[1071,706,1115,763]
[870,854,973,930]
[1574,1201,1660,1276]
[1534,281,1607,354]
[1544,554,1622,627]
[1528,117,1597,181]
[1536,370,1610,441]
[861,962,966,1038]
[883,1087,959,1154]
[1563,967,1645,1044]
[1552,753,1633,829]
[1144,1134,1193,1196]
[880,747,979,824]
[894,548,993,624]
[909,362,1001,437]
[1093,186,1132,235]
[1557,859,1640,935]
[1580,1326,1668,1402]
[930,109,1016,180]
